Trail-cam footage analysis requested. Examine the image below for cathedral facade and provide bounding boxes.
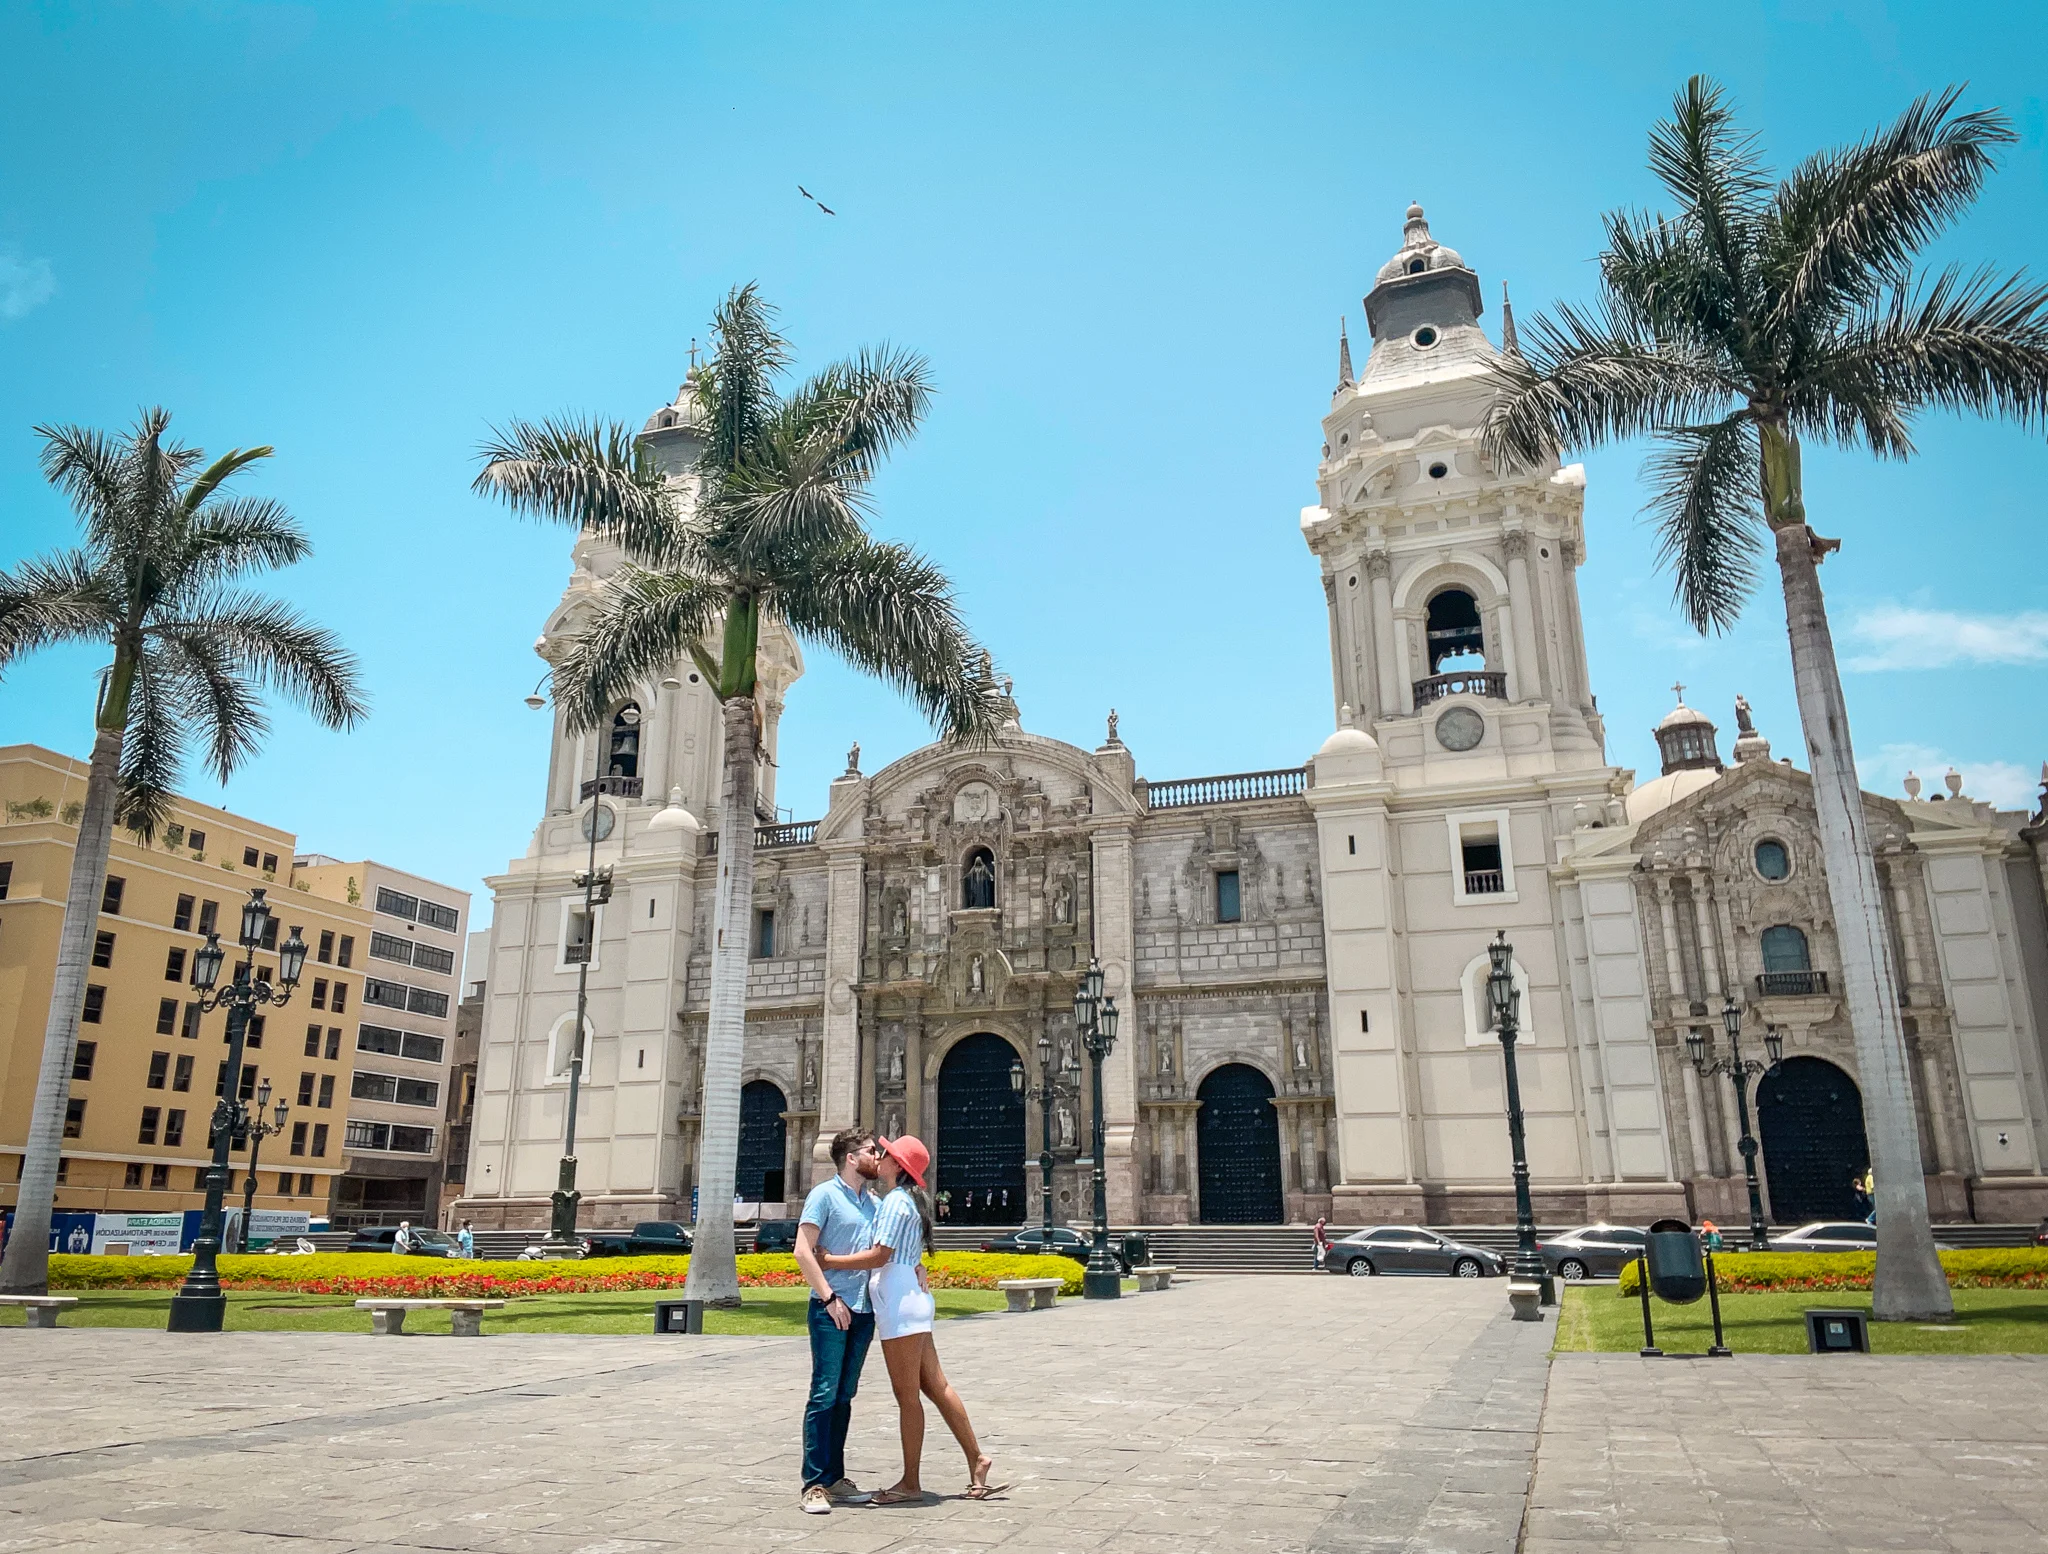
[457,209,2048,1230]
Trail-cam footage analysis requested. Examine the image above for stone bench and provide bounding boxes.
[1507,1282,1544,1323]
[1132,1265,1177,1292]
[996,1278,1063,1313]
[0,1295,79,1329]
[353,1298,506,1337]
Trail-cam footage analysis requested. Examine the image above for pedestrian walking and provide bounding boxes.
[393,1220,415,1255]
[1312,1216,1331,1271]
[817,1135,1002,1506]
[793,1130,884,1515]
[457,1220,475,1259]
[1700,1220,1723,1253]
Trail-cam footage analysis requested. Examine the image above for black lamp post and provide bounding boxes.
[1072,958,1122,1300]
[531,678,625,1254]
[1687,995,1782,1252]
[236,1080,291,1252]
[1010,1032,1081,1259]
[1487,931,1553,1305]
[168,888,306,1332]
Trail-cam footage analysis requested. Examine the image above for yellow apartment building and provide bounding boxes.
[0,745,373,1222]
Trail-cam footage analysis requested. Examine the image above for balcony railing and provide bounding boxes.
[704,819,820,854]
[1142,767,1310,810]
[1463,870,1505,896]
[581,775,643,800]
[1413,671,1507,706]
[1756,969,1830,998]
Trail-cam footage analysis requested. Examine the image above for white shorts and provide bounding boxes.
[872,1261,935,1340]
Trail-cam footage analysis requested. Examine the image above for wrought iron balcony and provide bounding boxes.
[1413,671,1506,706]
[1463,869,1505,896]
[581,775,643,800]
[1141,766,1310,810]
[1756,969,1830,998]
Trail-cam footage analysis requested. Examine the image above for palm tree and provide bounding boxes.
[1484,78,2048,1321]
[476,285,1003,1303]
[0,409,366,1294]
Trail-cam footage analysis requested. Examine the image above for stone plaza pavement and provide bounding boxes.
[1,1278,2043,1554]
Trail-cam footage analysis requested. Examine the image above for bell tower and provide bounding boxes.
[1303,204,1605,777]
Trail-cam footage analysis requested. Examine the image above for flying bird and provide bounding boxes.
[797,184,836,216]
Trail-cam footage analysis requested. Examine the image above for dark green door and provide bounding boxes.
[737,1080,788,1204]
[936,1033,1025,1225]
[1757,1057,1869,1222]
[1197,1063,1283,1224]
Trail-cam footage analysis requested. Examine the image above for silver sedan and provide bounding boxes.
[1325,1226,1505,1278]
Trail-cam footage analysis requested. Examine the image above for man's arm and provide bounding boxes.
[794,1220,851,1329]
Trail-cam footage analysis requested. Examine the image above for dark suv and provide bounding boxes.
[751,1219,800,1254]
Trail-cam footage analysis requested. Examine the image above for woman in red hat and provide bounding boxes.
[816,1134,999,1503]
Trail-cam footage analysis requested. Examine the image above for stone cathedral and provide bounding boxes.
[459,208,2048,1232]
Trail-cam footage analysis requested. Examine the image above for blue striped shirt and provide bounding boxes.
[800,1175,877,1312]
[873,1188,926,1268]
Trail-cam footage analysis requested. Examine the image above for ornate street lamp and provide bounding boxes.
[1689,995,1781,1251]
[168,888,305,1332]
[1010,1032,1082,1259]
[1487,932,1553,1304]
[236,1079,292,1252]
[1072,958,1122,1300]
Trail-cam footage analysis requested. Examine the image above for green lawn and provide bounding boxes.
[1556,1285,2048,1355]
[0,1286,1009,1336]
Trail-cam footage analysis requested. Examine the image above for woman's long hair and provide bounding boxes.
[901,1183,935,1256]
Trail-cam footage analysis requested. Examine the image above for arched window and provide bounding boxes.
[1754,840,1791,881]
[1425,588,1485,672]
[607,703,641,779]
[1761,925,1811,973]
[962,847,997,911]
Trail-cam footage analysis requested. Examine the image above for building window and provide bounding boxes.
[311,1123,328,1157]
[317,1073,334,1108]
[72,1041,98,1082]
[365,976,409,1009]
[325,1028,341,1061]
[755,909,776,959]
[337,935,354,968]
[331,982,347,1013]
[412,942,454,975]
[259,914,278,951]
[101,876,125,915]
[298,1172,314,1196]
[138,1106,160,1145]
[563,911,594,967]
[173,1055,193,1092]
[198,900,218,936]
[1754,839,1791,881]
[417,900,459,933]
[125,1162,144,1189]
[216,1061,228,1097]
[1448,809,1518,905]
[375,885,418,920]
[55,1158,68,1184]
[238,1066,260,1102]
[181,1002,202,1040]
[187,829,206,853]
[1460,829,1505,895]
[166,823,186,848]
[163,1109,184,1147]
[165,947,186,983]
[370,930,412,964]
[82,985,106,1023]
[1761,924,1811,973]
[305,1024,322,1057]
[246,1014,265,1049]
[279,1172,294,1196]
[1216,870,1242,923]
[358,1024,445,1062]
[310,978,327,1010]
[317,930,334,964]
[298,1073,315,1107]
[242,847,260,868]
[1425,588,1486,673]
[156,998,178,1035]
[608,703,641,779]
[149,1162,169,1190]
[146,1051,168,1089]
[174,894,195,931]
[962,847,997,910]
[290,1121,307,1156]
[92,930,116,967]
[0,860,11,898]
[261,852,278,875]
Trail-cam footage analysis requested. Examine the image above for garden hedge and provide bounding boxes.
[47,1248,1086,1298]
[1616,1247,2048,1295]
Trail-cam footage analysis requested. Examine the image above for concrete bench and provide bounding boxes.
[0,1295,79,1329]
[996,1278,1063,1313]
[353,1298,506,1337]
[1507,1282,1544,1323]
[1132,1265,1177,1292]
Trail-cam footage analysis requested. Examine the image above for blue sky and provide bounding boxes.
[3,2,2044,930]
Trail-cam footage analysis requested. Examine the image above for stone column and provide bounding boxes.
[1653,875,1690,1001]
[1920,1048,1954,1175]
[1367,551,1400,717]
[1184,1108,1201,1223]
[1689,875,1724,999]
[905,1004,925,1140]
[814,844,866,1187]
[1887,858,1928,989]
[1558,539,1592,712]
[1091,822,1140,1223]
[1502,529,1544,703]
[1679,1055,1716,1179]
[1274,1098,1298,1214]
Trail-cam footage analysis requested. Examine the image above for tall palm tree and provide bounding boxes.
[1484,78,2048,1321]
[477,285,1003,1303]
[0,409,366,1294]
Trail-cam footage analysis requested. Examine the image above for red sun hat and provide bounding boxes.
[881,1134,930,1188]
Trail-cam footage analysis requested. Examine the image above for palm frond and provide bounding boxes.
[770,536,1004,744]
[1768,87,2014,330]
[791,344,936,481]
[1819,264,2048,432]
[178,444,275,520]
[32,422,132,553]
[146,593,368,735]
[1600,208,1739,348]
[1643,416,1765,634]
[473,416,680,560]
[174,495,312,591]
[1481,298,1739,469]
[0,552,115,669]
[697,283,792,478]
[555,567,731,730]
[115,650,193,839]
[1647,77,1770,324]
[143,631,265,788]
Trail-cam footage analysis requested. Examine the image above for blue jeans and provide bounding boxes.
[802,1297,875,1489]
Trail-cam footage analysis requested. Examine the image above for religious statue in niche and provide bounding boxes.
[888,1042,905,1085]
[803,1054,817,1094]
[968,954,985,996]
[1055,1100,1076,1150]
[1294,1028,1312,1072]
[1156,1036,1174,1076]
[1050,875,1073,925]
[888,896,908,940]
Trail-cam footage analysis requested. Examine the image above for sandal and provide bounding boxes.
[867,1488,923,1507]
[962,1482,1011,1500]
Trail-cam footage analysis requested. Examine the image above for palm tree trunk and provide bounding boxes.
[1762,423,1953,1321]
[0,722,125,1295]
[683,694,759,1307]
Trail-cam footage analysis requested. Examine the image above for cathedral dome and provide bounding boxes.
[1624,766,1722,823]
[1374,205,1471,285]
[1317,724,1380,758]
[1652,690,1722,775]
[646,787,703,834]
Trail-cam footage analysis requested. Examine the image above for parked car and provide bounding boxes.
[1326,1226,1504,1278]
[980,1226,1129,1271]
[345,1226,459,1257]
[1536,1224,1648,1282]
[580,1221,693,1258]
[2034,1216,2048,1247]
[1767,1221,1960,1254]
[751,1219,800,1254]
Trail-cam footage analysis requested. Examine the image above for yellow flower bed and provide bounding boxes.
[1617,1246,2048,1295]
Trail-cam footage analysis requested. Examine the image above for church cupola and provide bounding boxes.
[1653,687,1722,775]
[1364,204,1485,341]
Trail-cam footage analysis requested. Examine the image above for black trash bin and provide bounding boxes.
[1644,1217,1707,1305]
[1120,1233,1150,1272]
